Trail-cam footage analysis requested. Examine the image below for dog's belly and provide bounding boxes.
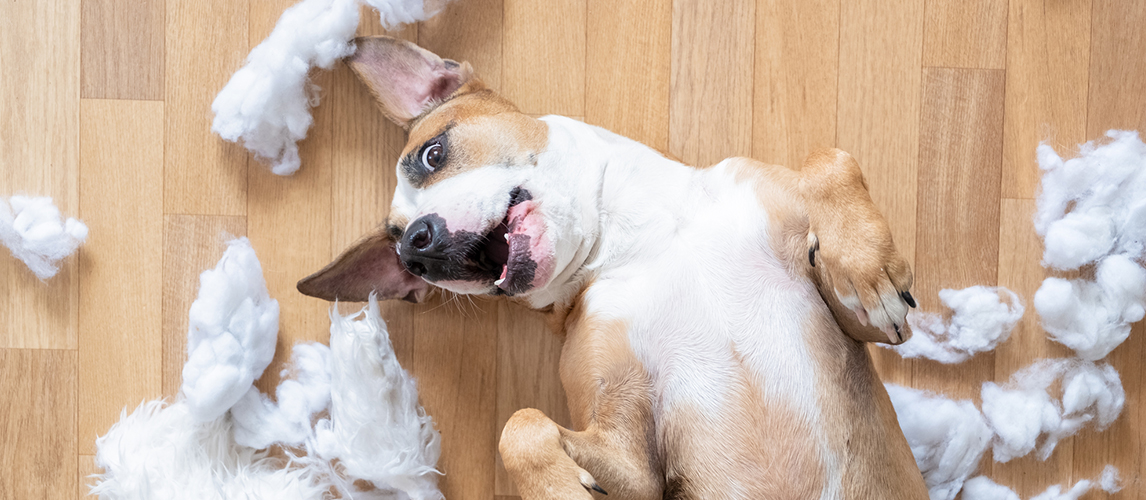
[584,218,844,498]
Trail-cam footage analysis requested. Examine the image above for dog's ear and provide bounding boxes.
[297,229,431,303]
[347,36,475,128]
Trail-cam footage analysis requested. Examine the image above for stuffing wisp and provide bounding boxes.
[0,195,88,279]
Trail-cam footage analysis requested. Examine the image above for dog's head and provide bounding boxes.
[298,36,596,306]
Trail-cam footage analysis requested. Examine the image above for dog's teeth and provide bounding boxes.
[494,278,505,286]
[504,233,509,241]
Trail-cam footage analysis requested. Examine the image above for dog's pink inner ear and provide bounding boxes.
[297,231,431,303]
[348,36,472,128]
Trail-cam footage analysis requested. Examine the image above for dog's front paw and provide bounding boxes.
[808,230,915,343]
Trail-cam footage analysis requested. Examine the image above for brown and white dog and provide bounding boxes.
[298,36,929,499]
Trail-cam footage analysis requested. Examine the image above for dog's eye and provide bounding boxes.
[421,142,444,171]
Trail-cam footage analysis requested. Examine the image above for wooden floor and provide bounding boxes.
[1,0,1144,498]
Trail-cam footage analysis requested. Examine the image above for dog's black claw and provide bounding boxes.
[900,291,917,308]
[893,323,901,340]
[592,484,608,495]
[808,246,816,267]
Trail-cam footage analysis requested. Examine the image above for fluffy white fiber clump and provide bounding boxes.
[0,195,88,279]
[181,238,281,422]
[92,238,442,499]
[1033,130,1146,360]
[211,0,448,175]
[885,385,992,500]
[981,359,1124,462]
[961,465,1121,500]
[892,286,1024,363]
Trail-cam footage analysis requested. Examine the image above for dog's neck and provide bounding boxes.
[523,116,698,310]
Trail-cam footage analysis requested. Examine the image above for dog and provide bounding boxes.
[298,36,929,499]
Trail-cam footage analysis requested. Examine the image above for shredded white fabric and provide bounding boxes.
[885,385,993,500]
[0,195,88,280]
[1034,130,1146,360]
[93,238,441,499]
[211,0,447,175]
[962,465,1121,500]
[181,238,281,422]
[891,286,1025,363]
[313,298,444,499]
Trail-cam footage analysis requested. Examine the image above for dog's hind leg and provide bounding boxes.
[500,314,662,500]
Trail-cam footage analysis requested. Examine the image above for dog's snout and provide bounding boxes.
[399,214,452,280]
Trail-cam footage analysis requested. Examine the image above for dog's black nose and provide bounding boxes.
[399,215,452,280]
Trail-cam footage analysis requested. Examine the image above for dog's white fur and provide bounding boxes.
[300,36,927,499]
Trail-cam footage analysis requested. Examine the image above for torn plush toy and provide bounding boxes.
[0,195,88,280]
[91,238,442,499]
[211,0,449,175]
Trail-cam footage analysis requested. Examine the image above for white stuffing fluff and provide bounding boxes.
[1033,130,1146,359]
[230,342,332,449]
[313,297,444,499]
[885,385,993,500]
[181,238,280,422]
[981,359,1124,463]
[892,286,1025,363]
[961,466,1120,500]
[93,238,442,499]
[211,0,447,175]
[0,195,88,279]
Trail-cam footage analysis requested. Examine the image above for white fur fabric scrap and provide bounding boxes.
[892,286,1024,363]
[980,359,1124,463]
[314,296,444,500]
[961,465,1121,500]
[1033,130,1146,359]
[886,384,993,500]
[0,195,88,279]
[181,238,280,422]
[211,0,447,175]
[90,401,330,500]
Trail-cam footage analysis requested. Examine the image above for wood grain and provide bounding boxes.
[752,0,839,169]
[585,0,671,153]
[0,0,81,350]
[921,0,1008,69]
[494,302,571,496]
[837,0,925,385]
[419,0,504,91]
[81,0,165,100]
[912,67,1005,398]
[413,298,499,500]
[161,215,248,395]
[164,0,249,216]
[3,0,1146,495]
[503,0,586,116]
[991,198,1077,495]
[77,99,165,455]
[669,0,755,168]
[78,454,98,499]
[0,349,76,499]
[1086,0,1146,136]
[1001,0,1091,199]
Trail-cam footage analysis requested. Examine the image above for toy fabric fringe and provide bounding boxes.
[91,238,442,499]
[211,0,448,175]
[887,131,1145,500]
[0,195,88,280]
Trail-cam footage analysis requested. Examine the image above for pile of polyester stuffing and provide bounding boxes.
[0,195,87,280]
[90,238,443,500]
[885,130,1145,499]
[212,0,451,175]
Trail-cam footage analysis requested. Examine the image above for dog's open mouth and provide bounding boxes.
[470,187,538,296]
